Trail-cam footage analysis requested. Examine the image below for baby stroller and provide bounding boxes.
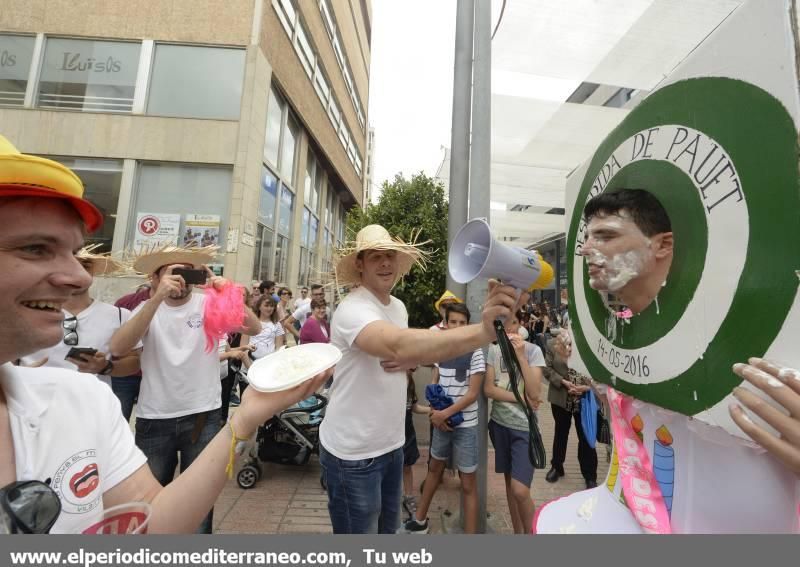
[236,393,328,489]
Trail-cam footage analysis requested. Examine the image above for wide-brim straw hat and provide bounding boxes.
[334,224,431,287]
[76,244,125,276]
[132,244,218,275]
[0,134,103,232]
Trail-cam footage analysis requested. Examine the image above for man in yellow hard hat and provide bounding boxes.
[431,290,463,330]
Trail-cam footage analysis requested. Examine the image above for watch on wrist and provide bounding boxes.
[99,360,114,376]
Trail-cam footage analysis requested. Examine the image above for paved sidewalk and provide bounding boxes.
[212,383,610,534]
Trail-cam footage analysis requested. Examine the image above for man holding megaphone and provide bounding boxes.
[320,224,525,534]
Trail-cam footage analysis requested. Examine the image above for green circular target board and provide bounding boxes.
[566,77,800,415]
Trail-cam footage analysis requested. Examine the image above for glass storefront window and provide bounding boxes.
[147,44,245,120]
[253,224,274,281]
[0,34,35,107]
[131,162,232,250]
[305,150,321,213]
[301,207,311,247]
[280,116,298,183]
[309,215,319,248]
[264,88,284,167]
[37,37,140,113]
[278,184,294,236]
[259,167,278,228]
[274,234,289,283]
[45,157,122,252]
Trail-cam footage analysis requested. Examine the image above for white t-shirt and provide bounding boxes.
[293,297,311,311]
[133,293,221,419]
[20,300,138,387]
[436,349,485,428]
[290,303,331,325]
[320,286,408,460]
[2,363,147,534]
[248,320,285,359]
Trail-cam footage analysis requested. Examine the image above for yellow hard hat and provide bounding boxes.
[0,134,103,232]
[434,290,463,312]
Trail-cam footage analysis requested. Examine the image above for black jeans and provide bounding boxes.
[550,403,598,482]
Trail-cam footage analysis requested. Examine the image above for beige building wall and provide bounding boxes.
[260,6,363,206]
[0,109,238,163]
[0,0,253,45]
[1,0,370,290]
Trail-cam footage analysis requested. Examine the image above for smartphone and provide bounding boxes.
[173,267,208,285]
[65,347,97,361]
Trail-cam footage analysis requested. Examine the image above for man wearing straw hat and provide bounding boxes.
[19,247,142,388]
[109,244,264,533]
[320,224,524,534]
[0,134,330,533]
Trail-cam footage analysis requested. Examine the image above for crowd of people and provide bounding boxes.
[1,137,798,536]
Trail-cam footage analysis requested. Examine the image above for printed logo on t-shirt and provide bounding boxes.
[186,314,203,329]
[52,449,101,514]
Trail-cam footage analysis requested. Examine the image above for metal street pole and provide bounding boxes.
[446,0,475,301]
[468,0,492,534]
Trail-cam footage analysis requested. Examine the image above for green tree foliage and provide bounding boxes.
[346,172,448,328]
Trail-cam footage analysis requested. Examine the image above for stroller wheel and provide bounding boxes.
[237,466,259,489]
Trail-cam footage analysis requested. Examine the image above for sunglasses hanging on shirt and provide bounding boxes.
[0,480,62,534]
[62,316,78,346]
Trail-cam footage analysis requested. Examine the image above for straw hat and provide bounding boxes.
[0,134,103,232]
[132,243,218,275]
[334,225,431,287]
[434,290,463,312]
[76,244,125,276]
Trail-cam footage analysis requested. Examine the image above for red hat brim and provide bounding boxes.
[0,185,104,233]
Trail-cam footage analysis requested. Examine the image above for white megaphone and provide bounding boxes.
[449,218,554,291]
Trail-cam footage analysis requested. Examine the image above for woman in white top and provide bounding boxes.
[242,295,286,360]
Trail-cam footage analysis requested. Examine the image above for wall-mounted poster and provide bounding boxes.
[134,212,180,250]
[183,214,220,248]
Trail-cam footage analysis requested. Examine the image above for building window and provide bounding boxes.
[313,66,330,107]
[147,44,245,120]
[258,167,278,229]
[274,234,289,283]
[305,149,322,214]
[278,184,294,237]
[37,37,140,113]
[253,224,274,281]
[0,34,35,107]
[295,20,315,78]
[44,157,122,252]
[130,163,232,250]
[281,115,299,184]
[264,87,284,167]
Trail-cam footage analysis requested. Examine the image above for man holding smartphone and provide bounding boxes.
[19,248,141,386]
[110,247,262,533]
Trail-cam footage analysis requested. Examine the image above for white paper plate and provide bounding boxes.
[246,343,341,393]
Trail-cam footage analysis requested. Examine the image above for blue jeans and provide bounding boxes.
[111,375,141,422]
[135,409,221,533]
[320,445,403,534]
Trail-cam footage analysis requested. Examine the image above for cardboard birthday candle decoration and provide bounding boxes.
[535,0,800,534]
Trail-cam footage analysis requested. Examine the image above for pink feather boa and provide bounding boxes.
[203,281,246,352]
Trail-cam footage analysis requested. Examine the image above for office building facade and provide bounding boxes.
[0,0,371,294]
